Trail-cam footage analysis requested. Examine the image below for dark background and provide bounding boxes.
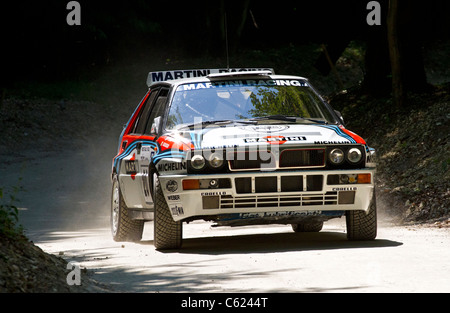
[1,0,449,95]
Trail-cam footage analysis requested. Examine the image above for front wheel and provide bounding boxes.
[346,189,377,241]
[111,175,144,242]
[153,176,182,250]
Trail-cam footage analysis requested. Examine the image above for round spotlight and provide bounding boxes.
[191,154,206,170]
[209,179,219,188]
[347,148,363,163]
[208,153,224,168]
[329,148,344,165]
[340,174,349,184]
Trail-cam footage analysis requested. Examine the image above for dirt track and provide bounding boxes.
[1,143,450,293]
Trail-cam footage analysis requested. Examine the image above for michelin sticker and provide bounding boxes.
[157,161,187,172]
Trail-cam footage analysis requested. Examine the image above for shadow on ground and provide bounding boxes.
[141,230,402,255]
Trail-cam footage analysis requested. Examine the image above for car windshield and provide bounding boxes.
[166,79,338,130]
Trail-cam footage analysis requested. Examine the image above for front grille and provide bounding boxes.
[281,176,303,192]
[235,175,323,194]
[255,177,277,193]
[228,148,325,171]
[279,149,325,168]
[220,192,338,209]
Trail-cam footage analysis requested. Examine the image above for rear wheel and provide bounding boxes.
[111,175,144,242]
[153,176,182,250]
[346,189,377,241]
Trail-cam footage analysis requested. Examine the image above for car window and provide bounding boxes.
[132,88,159,134]
[144,88,169,135]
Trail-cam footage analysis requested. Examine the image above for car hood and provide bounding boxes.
[181,124,365,150]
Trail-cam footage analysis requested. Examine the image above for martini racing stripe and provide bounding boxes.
[113,140,158,170]
[190,132,202,149]
[152,151,186,164]
[317,125,356,144]
[189,128,212,150]
[339,126,366,144]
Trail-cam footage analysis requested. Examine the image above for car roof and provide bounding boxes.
[146,68,308,88]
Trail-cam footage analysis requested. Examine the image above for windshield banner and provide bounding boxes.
[147,68,274,86]
[177,79,308,91]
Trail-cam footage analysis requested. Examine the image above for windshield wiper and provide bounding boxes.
[251,115,297,122]
[296,117,329,124]
[178,119,257,129]
[250,115,328,124]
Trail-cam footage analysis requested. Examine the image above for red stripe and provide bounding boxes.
[339,126,366,144]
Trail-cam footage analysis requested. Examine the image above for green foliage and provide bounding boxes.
[249,86,312,118]
[0,182,24,239]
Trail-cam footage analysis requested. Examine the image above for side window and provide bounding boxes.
[144,88,169,135]
[132,88,159,134]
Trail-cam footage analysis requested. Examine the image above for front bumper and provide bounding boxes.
[158,168,375,223]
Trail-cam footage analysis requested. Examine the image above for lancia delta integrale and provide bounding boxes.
[111,69,377,249]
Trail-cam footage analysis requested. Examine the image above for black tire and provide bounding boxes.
[346,189,377,241]
[292,221,324,232]
[111,175,144,242]
[153,176,182,250]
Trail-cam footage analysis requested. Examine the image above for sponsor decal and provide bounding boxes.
[240,211,323,219]
[147,68,274,85]
[177,79,307,91]
[244,135,306,144]
[314,141,350,144]
[167,195,180,201]
[200,191,228,196]
[170,204,184,216]
[158,162,187,172]
[166,180,178,192]
[332,187,357,191]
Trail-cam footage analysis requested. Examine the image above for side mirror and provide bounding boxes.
[334,110,345,125]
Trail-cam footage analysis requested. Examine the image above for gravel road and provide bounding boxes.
[1,142,449,293]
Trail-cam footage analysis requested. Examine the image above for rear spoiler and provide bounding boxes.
[146,68,275,87]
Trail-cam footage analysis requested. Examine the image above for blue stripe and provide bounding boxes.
[190,132,202,149]
[153,151,186,164]
[318,125,356,143]
[113,140,158,170]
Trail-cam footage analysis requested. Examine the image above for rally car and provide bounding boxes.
[111,68,377,250]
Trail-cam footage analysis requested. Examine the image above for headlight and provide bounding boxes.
[208,152,224,169]
[329,148,344,164]
[190,154,206,170]
[347,148,363,163]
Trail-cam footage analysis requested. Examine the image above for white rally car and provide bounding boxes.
[111,68,377,249]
